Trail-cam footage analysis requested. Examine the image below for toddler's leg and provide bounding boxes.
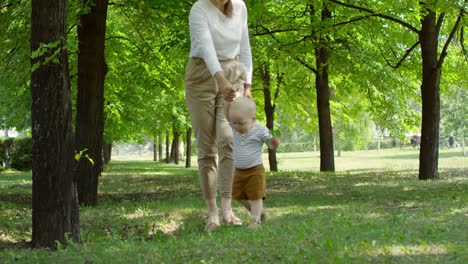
[248,199,263,228]
[250,199,263,221]
[238,199,251,211]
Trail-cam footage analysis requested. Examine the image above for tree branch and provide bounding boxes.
[253,28,300,37]
[460,26,468,60]
[332,14,374,27]
[435,13,445,35]
[273,72,283,110]
[383,41,420,69]
[329,0,420,33]
[66,24,76,35]
[295,57,318,75]
[106,35,130,41]
[436,9,464,69]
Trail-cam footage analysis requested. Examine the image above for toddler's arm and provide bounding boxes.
[267,136,280,150]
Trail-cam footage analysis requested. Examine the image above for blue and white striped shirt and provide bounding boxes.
[231,122,272,169]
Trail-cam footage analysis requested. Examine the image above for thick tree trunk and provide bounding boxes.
[260,63,278,172]
[31,0,80,248]
[75,0,108,205]
[315,47,335,172]
[315,61,335,168]
[418,11,440,180]
[186,127,192,168]
[311,5,335,172]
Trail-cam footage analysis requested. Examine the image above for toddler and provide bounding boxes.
[225,96,280,228]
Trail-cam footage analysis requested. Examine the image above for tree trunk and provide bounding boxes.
[308,4,335,172]
[260,63,279,172]
[165,130,170,163]
[103,140,112,164]
[3,141,11,169]
[418,10,440,180]
[158,133,163,162]
[31,0,80,248]
[153,143,158,161]
[186,127,192,168]
[153,134,158,162]
[75,0,108,205]
[171,130,180,165]
[314,7,335,172]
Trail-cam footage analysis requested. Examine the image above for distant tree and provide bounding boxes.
[331,0,466,180]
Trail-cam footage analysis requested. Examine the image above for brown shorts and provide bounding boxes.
[232,164,266,201]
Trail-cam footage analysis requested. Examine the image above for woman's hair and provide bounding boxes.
[224,0,233,17]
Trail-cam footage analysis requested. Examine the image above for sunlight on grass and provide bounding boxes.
[449,208,468,216]
[372,244,448,257]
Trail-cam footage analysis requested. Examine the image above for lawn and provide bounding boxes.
[0,149,467,263]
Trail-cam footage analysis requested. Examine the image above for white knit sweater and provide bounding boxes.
[188,0,253,84]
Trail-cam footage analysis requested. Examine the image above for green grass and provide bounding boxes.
[0,149,467,263]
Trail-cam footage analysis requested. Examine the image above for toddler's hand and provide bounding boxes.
[269,137,280,150]
[224,87,236,101]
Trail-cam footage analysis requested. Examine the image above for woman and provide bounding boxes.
[185,0,253,230]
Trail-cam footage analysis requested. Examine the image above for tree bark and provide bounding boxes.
[165,130,170,163]
[153,134,158,161]
[314,6,335,172]
[31,0,80,248]
[153,142,158,161]
[186,127,192,168]
[75,0,109,205]
[418,10,440,180]
[158,133,163,162]
[103,140,112,164]
[171,130,180,165]
[260,62,279,171]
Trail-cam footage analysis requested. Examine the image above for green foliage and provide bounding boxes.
[30,41,64,72]
[0,1,31,131]
[1,0,466,154]
[9,138,32,171]
[75,148,95,166]
[0,155,467,262]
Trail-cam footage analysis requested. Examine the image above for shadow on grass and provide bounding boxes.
[0,161,466,260]
[0,240,30,251]
[0,193,31,208]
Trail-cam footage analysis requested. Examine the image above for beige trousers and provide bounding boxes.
[185,57,245,200]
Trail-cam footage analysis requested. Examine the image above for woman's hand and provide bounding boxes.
[215,71,236,101]
[243,83,252,99]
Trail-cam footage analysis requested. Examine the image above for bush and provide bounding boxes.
[0,138,15,170]
[10,137,32,171]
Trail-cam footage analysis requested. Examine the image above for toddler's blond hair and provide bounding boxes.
[230,97,256,120]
